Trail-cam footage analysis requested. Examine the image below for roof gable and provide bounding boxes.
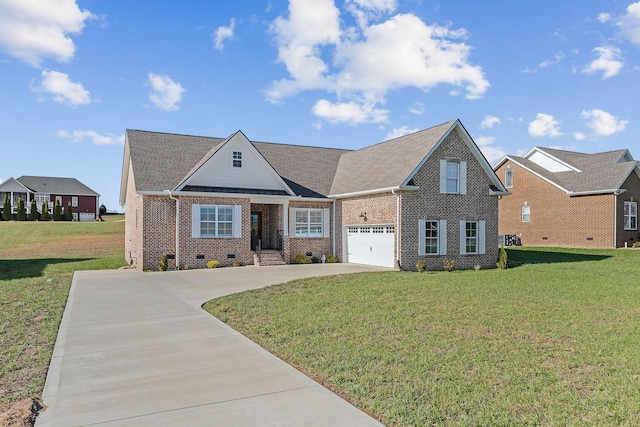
[175,131,295,195]
[0,177,30,193]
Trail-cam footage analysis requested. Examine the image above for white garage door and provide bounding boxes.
[79,212,95,222]
[345,225,395,268]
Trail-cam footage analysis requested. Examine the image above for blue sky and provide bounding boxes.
[1,0,639,212]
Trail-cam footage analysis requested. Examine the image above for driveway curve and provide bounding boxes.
[36,264,388,427]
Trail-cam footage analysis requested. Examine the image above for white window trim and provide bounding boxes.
[192,204,242,238]
[418,219,447,256]
[522,205,531,223]
[439,159,467,195]
[289,208,330,238]
[505,168,513,188]
[459,220,485,255]
[72,196,78,207]
[232,151,242,168]
[624,201,637,231]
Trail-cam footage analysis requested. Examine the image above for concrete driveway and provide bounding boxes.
[36,264,388,427]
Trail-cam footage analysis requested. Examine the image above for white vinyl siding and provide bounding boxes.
[191,204,242,238]
[439,160,467,194]
[289,208,329,238]
[459,220,485,255]
[418,219,447,256]
[624,201,637,230]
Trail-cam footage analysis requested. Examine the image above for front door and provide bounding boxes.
[251,212,262,250]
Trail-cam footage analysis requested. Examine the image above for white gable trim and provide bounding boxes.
[0,177,31,193]
[174,130,296,196]
[523,147,581,172]
[401,120,508,195]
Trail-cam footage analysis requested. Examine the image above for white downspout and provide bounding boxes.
[167,191,180,269]
[614,192,618,248]
[332,199,336,257]
[392,189,401,270]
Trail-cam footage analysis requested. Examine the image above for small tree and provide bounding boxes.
[99,204,107,216]
[159,255,168,271]
[53,198,62,221]
[41,201,50,221]
[496,245,508,270]
[2,195,10,221]
[66,201,73,221]
[16,198,26,221]
[30,199,38,221]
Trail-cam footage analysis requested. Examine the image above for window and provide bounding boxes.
[419,219,446,256]
[34,193,49,205]
[522,205,531,222]
[295,209,323,237]
[439,160,467,194]
[56,196,62,204]
[505,168,513,188]
[199,205,233,237]
[72,197,78,207]
[624,201,637,230]
[232,151,242,168]
[459,220,486,255]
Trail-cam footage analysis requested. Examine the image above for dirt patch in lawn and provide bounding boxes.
[0,398,43,427]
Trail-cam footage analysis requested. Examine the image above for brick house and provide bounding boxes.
[120,119,508,271]
[494,147,640,248]
[0,176,99,221]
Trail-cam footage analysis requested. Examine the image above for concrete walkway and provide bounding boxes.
[36,264,388,427]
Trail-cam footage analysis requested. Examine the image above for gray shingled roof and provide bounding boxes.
[17,176,98,196]
[329,120,456,195]
[507,148,638,193]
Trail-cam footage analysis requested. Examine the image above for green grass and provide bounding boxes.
[0,217,126,403]
[205,247,640,426]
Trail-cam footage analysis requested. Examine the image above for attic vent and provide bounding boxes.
[406,178,416,186]
[489,184,500,192]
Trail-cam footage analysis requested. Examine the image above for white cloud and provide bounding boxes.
[268,0,489,125]
[408,101,424,115]
[598,13,611,23]
[0,0,94,66]
[475,135,506,164]
[528,113,563,137]
[615,1,640,45]
[312,98,388,124]
[385,125,419,140]
[539,53,564,68]
[147,73,185,111]
[480,115,501,129]
[582,46,623,79]
[346,0,397,27]
[33,70,90,107]
[213,18,236,51]
[57,129,124,145]
[573,132,586,140]
[580,109,628,136]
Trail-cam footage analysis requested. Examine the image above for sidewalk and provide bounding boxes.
[36,264,387,426]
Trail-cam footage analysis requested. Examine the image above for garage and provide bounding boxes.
[79,212,95,222]
[345,225,395,268]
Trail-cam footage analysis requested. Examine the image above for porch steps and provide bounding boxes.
[254,250,286,266]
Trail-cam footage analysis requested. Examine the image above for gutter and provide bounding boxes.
[329,185,418,199]
[140,190,329,203]
[167,191,180,270]
[569,188,625,197]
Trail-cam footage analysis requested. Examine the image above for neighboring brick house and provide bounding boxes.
[0,175,99,221]
[120,119,508,271]
[494,147,640,248]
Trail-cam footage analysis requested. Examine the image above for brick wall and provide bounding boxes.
[288,200,332,263]
[124,162,144,269]
[495,162,618,248]
[401,129,500,271]
[616,171,640,247]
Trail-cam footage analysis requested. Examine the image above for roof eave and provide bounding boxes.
[568,189,625,197]
[329,186,402,199]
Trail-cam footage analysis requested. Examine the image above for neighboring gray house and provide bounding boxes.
[120,119,509,271]
[0,176,100,221]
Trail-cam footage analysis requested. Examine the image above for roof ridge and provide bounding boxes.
[346,119,456,153]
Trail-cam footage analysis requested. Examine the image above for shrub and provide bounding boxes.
[99,204,107,216]
[415,258,427,273]
[474,264,482,271]
[53,198,62,221]
[206,260,220,268]
[30,199,38,221]
[2,195,10,221]
[443,258,455,272]
[311,256,321,263]
[66,201,73,221]
[633,242,640,249]
[16,198,26,221]
[496,245,508,270]
[41,201,49,221]
[159,255,168,271]
[325,254,338,263]
[294,253,309,264]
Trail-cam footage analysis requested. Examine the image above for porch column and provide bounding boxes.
[282,200,289,236]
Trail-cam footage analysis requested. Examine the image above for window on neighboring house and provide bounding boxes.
[232,151,242,168]
[295,209,323,237]
[505,168,513,188]
[459,220,486,255]
[419,219,447,256]
[72,197,78,207]
[34,193,49,205]
[439,160,467,194]
[522,205,531,222]
[192,204,242,238]
[624,201,637,230]
[55,196,62,204]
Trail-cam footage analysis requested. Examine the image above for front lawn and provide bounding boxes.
[205,247,640,426]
